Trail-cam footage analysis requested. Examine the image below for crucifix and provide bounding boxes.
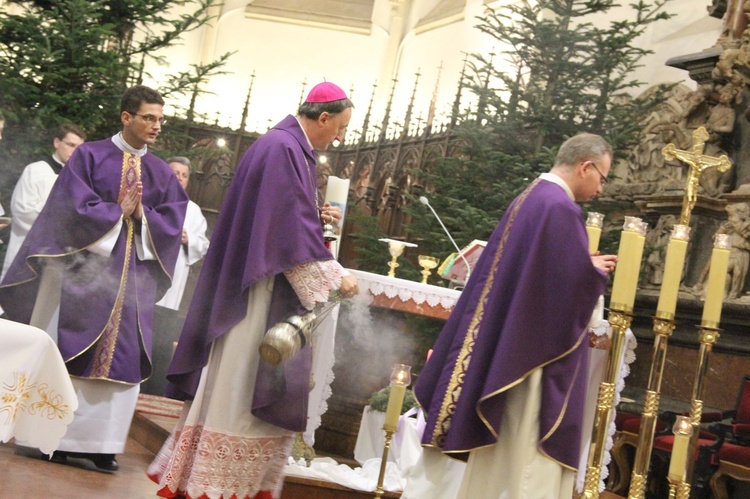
[662,126,733,225]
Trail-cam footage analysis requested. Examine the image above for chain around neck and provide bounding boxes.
[303,155,322,212]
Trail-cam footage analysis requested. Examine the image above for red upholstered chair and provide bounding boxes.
[706,384,750,499]
[650,376,750,498]
[709,437,750,499]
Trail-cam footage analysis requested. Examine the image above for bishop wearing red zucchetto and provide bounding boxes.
[147,82,359,499]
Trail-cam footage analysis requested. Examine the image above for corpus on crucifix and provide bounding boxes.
[662,126,732,225]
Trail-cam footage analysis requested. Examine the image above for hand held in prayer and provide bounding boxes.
[340,275,359,299]
[120,183,141,220]
[181,228,188,244]
[591,253,617,275]
[133,182,144,220]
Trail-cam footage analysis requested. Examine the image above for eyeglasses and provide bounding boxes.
[589,161,608,185]
[129,113,167,125]
[61,140,80,148]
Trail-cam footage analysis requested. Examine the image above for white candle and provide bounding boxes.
[610,217,646,310]
[656,225,690,318]
[383,384,406,432]
[324,176,350,258]
[586,212,604,254]
[702,234,731,326]
[586,225,601,255]
[324,176,350,211]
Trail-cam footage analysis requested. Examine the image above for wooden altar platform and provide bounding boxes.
[130,394,401,499]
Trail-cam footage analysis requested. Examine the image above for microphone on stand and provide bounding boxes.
[419,196,471,283]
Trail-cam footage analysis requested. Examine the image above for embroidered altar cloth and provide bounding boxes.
[0,318,78,455]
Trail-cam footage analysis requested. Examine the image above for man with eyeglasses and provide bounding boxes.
[405,133,617,499]
[1,124,86,279]
[0,85,187,472]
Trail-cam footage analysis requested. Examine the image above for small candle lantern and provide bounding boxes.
[668,415,694,483]
[375,364,412,498]
[383,364,412,432]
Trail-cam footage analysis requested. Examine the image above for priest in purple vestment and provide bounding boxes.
[148,82,358,499]
[406,133,618,499]
[0,86,187,472]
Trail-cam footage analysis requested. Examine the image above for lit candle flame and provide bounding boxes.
[671,224,691,242]
[714,233,731,249]
[586,212,604,228]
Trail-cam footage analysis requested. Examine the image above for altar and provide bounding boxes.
[311,270,459,458]
[347,269,461,320]
[311,269,636,496]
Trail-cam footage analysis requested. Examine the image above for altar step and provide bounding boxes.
[130,394,400,498]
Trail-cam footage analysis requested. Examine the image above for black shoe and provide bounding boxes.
[89,453,118,471]
[40,451,67,464]
[66,452,119,471]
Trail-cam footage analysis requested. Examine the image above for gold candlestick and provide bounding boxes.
[628,225,691,499]
[418,255,439,284]
[582,217,646,499]
[374,364,412,498]
[374,429,395,499]
[676,234,731,493]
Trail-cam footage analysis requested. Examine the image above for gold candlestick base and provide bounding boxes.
[668,477,690,499]
[627,317,676,499]
[374,429,395,498]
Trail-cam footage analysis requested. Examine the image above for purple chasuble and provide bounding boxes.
[0,139,187,384]
[165,115,333,432]
[414,178,608,469]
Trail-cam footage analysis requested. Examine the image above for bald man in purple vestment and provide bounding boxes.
[404,133,618,499]
[0,86,187,472]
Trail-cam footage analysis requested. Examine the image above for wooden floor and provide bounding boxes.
[1,437,626,498]
[1,395,625,498]
[1,438,159,498]
[1,400,402,499]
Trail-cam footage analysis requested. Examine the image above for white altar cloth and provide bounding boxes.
[286,408,425,494]
[348,269,461,312]
[0,318,78,455]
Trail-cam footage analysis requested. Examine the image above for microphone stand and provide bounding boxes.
[420,196,471,284]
